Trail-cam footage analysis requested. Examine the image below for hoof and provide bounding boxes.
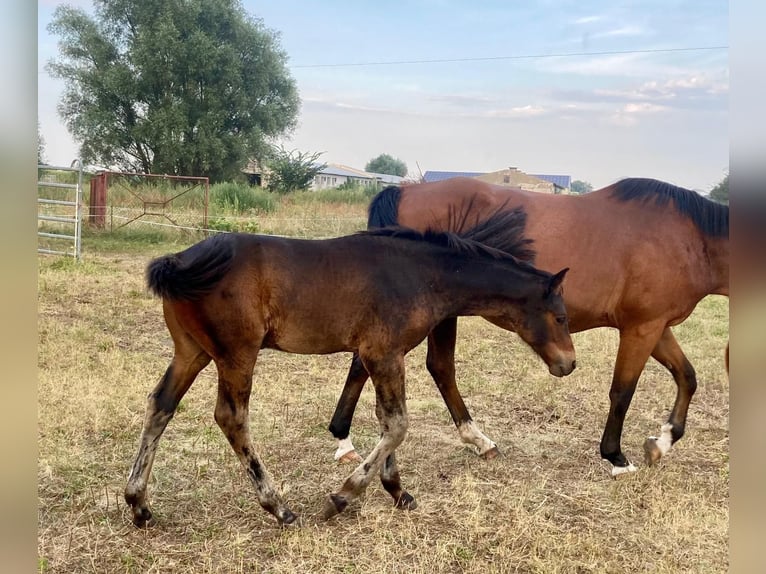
[337,450,363,464]
[602,459,638,479]
[480,446,502,460]
[129,506,155,528]
[395,491,417,510]
[643,437,663,466]
[278,508,301,528]
[321,493,348,521]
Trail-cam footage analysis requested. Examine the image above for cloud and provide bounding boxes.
[573,15,603,25]
[592,25,647,38]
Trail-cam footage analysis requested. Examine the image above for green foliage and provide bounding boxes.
[46,0,299,183]
[570,180,593,194]
[38,121,46,164]
[290,184,377,205]
[365,154,407,177]
[210,182,276,213]
[265,146,326,194]
[207,217,260,233]
[709,173,728,204]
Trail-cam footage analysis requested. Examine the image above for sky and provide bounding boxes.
[37,0,729,191]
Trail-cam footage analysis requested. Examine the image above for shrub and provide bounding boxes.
[210,182,276,213]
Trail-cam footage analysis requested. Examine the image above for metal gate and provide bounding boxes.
[37,159,84,260]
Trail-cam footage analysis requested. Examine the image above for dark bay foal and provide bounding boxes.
[125,209,575,526]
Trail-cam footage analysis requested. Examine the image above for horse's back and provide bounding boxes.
[396,179,715,331]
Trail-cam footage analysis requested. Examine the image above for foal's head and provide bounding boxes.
[486,266,575,377]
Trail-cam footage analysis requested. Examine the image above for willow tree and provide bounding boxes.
[47,0,300,182]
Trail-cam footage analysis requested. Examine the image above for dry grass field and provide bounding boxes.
[38,203,729,573]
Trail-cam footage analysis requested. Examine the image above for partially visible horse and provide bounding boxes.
[329,177,729,476]
[124,209,575,526]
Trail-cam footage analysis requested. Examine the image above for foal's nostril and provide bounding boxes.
[571,360,577,370]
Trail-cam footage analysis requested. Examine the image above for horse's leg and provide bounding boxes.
[125,340,211,527]
[380,451,417,510]
[322,353,410,519]
[214,357,298,526]
[600,322,666,477]
[327,353,368,463]
[643,327,698,465]
[427,318,499,459]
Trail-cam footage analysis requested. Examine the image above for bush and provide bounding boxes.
[210,182,276,213]
[291,182,378,205]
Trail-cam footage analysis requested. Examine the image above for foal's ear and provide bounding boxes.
[547,267,569,296]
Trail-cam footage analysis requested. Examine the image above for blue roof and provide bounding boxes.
[423,170,570,189]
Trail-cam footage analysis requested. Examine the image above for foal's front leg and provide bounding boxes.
[322,354,412,519]
[215,360,298,526]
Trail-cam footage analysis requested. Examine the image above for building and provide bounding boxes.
[423,169,571,193]
[311,164,405,191]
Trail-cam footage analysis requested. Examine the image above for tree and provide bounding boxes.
[265,146,326,194]
[570,180,593,194]
[365,154,407,177]
[46,0,300,182]
[37,121,46,165]
[709,173,728,204]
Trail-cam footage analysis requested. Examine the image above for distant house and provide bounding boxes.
[423,168,571,194]
[311,163,405,191]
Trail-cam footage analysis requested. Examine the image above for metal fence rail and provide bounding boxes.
[38,160,83,260]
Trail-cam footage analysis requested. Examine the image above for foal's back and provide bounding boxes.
[166,232,501,358]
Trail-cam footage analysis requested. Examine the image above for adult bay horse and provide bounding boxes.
[329,177,729,476]
[124,210,575,527]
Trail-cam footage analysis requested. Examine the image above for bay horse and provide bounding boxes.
[124,210,575,527]
[329,177,729,476]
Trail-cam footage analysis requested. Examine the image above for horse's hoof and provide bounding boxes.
[321,493,348,520]
[337,450,363,464]
[130,506,155,528]
[395,491,417,510]
[480,446,502,460]
[643,437,663,466]
[278,508,300,527]
[602,459,638,479]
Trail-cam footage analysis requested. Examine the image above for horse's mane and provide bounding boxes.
[611,178,728,238]
[362,207,544,275]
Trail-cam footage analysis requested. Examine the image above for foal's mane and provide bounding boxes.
[611,177,728,238]
[362,207,543,274]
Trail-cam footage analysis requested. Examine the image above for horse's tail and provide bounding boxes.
[146,234,236,301]
[368,185,402,228]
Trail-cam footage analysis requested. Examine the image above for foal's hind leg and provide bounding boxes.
[328,353,368,463]
[643,327,698,466]
[214,359,297,526]
[427,318,499,459]
[600,322,665,477]
[125,343,211,527]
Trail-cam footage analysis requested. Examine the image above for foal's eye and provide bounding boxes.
[555,315,567,325]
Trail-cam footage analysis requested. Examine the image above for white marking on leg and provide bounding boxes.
[457,421,497,455]
[334,437,357,461]
[607,460,638,477]
[648,423,674,456]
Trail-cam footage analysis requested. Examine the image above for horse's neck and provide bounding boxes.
[705,235,729,296]
[443,259,542,315]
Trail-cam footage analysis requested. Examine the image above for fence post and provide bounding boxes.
[89,171,108,228]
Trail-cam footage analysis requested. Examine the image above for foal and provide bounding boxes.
[125,210,575,526]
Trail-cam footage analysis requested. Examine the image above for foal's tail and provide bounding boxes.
[146,234,236,301]
[368,185,402,228]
